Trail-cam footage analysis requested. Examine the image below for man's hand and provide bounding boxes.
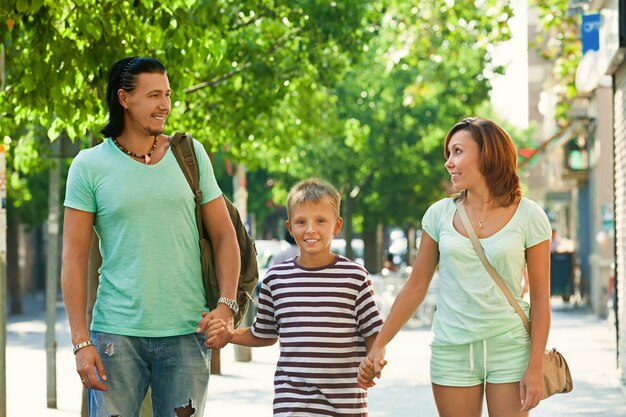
[76,346,108,391]
[197,304,234,349]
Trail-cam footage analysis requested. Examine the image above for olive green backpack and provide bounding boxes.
[169,132,258,327]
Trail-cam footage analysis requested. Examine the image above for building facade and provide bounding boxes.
[593,0,625,383]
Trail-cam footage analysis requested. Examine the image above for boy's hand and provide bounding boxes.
[357,357,377,389]
[197,310,233,349]
[357,356,388,389]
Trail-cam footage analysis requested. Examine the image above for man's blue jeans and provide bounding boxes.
[88,331,211,417]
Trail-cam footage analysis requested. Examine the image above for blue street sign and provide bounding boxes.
[582,13,600,54]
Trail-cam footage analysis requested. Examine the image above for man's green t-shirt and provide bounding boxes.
[64,138,222,337]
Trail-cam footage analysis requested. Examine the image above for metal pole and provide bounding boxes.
[0,143,8,417]
[0,43,7,417]
[45,159,60,408]
[232,164,251,362]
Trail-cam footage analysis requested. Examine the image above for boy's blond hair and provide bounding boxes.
[287,178,341,218]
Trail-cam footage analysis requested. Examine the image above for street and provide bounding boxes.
[8,294,626,416]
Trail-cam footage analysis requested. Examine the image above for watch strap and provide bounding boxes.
[217,296,239,315]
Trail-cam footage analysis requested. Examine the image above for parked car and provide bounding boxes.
[253,239,293,296]
[388,230,422,266]
[255,239,292,269]
[331,238,365,265]
[371,266,438,326]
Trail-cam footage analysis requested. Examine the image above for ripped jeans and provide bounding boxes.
[88,331,211,417]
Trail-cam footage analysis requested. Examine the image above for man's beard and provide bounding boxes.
[147,127,163,136]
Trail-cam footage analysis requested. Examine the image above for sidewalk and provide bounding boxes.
[8,294,626,416]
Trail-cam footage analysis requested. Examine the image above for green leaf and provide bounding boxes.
[30,0,44,12]
[16,0,29,13]
[47,118,63,141]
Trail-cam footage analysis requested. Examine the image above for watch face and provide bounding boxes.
[228,301,239,314]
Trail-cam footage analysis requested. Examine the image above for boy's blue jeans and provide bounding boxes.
[88,330,211,417]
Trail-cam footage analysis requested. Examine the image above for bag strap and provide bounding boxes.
[170,132,206,241]
[455,200,531,335]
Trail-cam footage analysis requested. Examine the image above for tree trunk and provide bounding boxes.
[363,229,377,273]
[7,206,22,315]
[344,196,354,260]
[376,223,384,273]
[23,229,34,293]
[364,223,385,273]
[406,224,417,266]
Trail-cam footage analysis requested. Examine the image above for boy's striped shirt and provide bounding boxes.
[252,255,384,416]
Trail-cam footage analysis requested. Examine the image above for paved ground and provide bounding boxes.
[7,293,626,416]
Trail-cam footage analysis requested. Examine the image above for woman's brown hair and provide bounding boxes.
[444,117,522,207]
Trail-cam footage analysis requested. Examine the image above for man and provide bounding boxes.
[61,56,240,416]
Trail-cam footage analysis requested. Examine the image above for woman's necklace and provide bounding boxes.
[466,199,495,229]
[112,135,158,164]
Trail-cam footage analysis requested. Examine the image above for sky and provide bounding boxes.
[489,0,529,129]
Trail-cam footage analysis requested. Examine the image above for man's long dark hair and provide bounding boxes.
[101,56,167,139]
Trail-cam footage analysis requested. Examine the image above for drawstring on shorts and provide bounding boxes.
[483,339,487,377]
[469,340,488,378]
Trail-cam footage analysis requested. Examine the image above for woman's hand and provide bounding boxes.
[357,346,387,389]
[519,365,543,411]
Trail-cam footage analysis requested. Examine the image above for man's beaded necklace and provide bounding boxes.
[112,135,158,164]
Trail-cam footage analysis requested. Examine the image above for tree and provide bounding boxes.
[1,0,380,194]
[1,0,381,306]
[529,0,582,125]
[1,0,380,215]
[263,0,514,271]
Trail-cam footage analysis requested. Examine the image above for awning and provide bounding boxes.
[518,124,579,173]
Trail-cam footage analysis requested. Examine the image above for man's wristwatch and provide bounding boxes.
[217,296,239,316]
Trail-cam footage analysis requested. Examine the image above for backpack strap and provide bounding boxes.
[170,132,206,241]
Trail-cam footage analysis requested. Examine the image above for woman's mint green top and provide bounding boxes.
[64,138,221,337]
[422,197,551,346]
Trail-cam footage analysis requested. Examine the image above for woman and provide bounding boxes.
[358,117,551,416]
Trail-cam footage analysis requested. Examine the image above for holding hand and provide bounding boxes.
[357,357,377,389]
[197,306,234,349]
[357,346,387,390]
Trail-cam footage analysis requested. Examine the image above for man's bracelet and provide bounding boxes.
[72,340,94,354]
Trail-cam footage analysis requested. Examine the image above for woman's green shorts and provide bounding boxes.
[430,324,530,386]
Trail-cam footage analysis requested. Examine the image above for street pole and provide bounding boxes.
[45,159,60,408]
[0,43,7,417]
[0,143,7,417]
[232,163,251,362]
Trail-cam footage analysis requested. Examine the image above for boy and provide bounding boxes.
[230,177,384,416]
